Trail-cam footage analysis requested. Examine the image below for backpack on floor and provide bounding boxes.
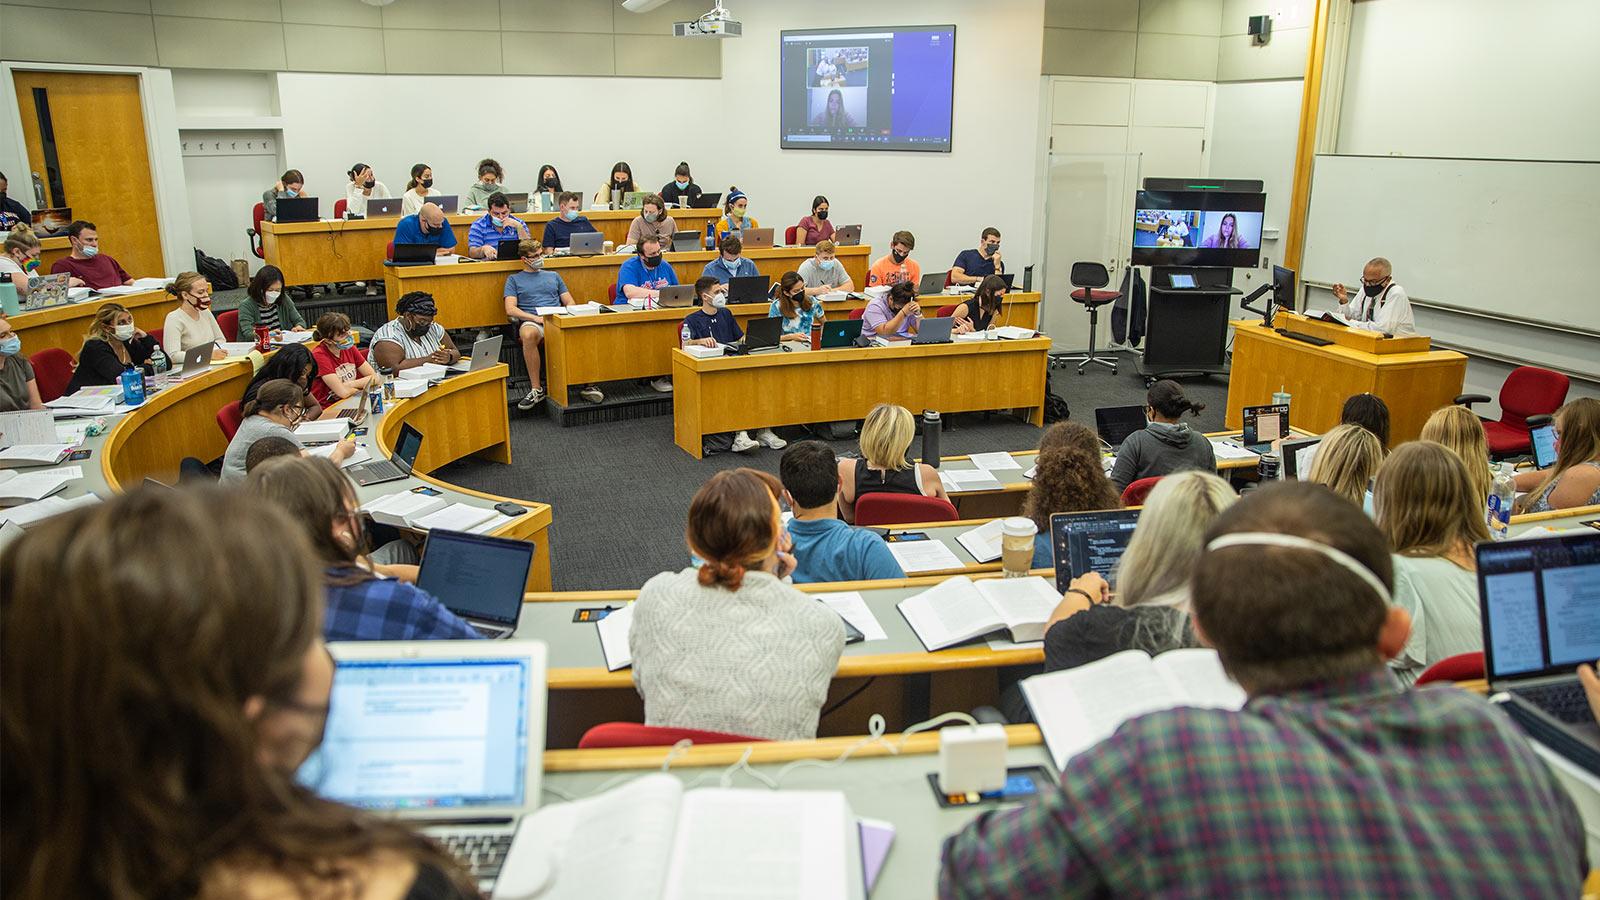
[1043,372,1070,423]
[701,432,735,456]
[194,248,238,290]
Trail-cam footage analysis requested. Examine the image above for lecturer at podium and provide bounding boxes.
[1332,257,1416,336]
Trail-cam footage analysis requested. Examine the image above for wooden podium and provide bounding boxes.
[1226,312,1467,444]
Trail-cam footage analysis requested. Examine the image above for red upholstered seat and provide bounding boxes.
[784,225,799,245]
[578,723,763,749]
[217,309,239,342]
[28,348,74,403]
[936,304,958,318]
[1120,476,1161,507]
[333,198,347,220]
[248,202,266,260]
[215,400,244,441]
[848,306,866,320]
[1414,651,1485,686]
[854,493,959,527]
[1462,366,1570,457]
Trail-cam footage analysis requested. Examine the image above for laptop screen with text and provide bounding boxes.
[1050,509,1141,590]
[1478,533,1600,680]
[417,531,535,626]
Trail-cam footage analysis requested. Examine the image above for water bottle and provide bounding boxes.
[149,345,170,391]
[810,318,822,351]
[921,410,941,467]
[1271,385,1291,409]
[705,220,716,251]
[680,322,692,349]
[119,364,145,406]
[1488,463,1516,540]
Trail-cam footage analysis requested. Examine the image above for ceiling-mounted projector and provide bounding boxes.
[673,1,742,38]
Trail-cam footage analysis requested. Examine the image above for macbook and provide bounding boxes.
[167,342,216,381]
[621,191,648,209]
[833,224,862,246]
[347,421,422,486]
[568,232,604,256]
[450,334,503,373]
[22,273,68,309]
[820,318,864,348]
[689,192,722,209]
[727,274,771,305]
[275,197,319,223]
[1531,423,1559,470]
[1050,509,1141,591]
[658,284,696,308]
[1094,405,1147,450]
[416,529,536,639]
[671,231,702,253]
[429,194,460,214]
[335,383,371,424]
[387,242,438,266]
[1241,403,1290,453]
[742,316,783,353]
[301,640,546,893]
[365,197,402,218]
[742,227,775,250]
[911,316,955,344]
[916,271,948,296]
[501,191,530,214]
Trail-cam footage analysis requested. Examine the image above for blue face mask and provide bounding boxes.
[676,179,690,189]
[285,188,299,198]
[563,209,579,222]
[723,257,741,271]
[819,258,835,271]
[0,335,19,356]
[337,336,355,350]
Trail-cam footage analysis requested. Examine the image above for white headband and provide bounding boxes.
[1206,532,1392,604]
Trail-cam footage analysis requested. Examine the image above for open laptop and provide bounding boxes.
[416,529,536,639]
[429,194,460,214]
[916,271,948,296]
[620,191,648,209]
[1281,436,1322,479]
[742,316,783,353]
[365,197,402,218]
[727,274,770,305]
[22,273,68,309]
[568,231,604,256]
[820,318,863,348]
[1531,423,1559,469]
[501,191,530,214]
[1050,509,1141,591]
[1094,405,1147,450]
[1478,531,1600,732]
[658,284,696,308]
[450,334,503,373]
[495,237,524,260]
[670,230,702,253]
[911,316,955,344]
[275,197,319,223]
[167,341,216,381]
[303,640,546,893]
[335,383,371,424]
[743,227,776,250]
[833,224,862,246]
[387,242,438,266]
[347,421,422,486]
[1240,403,1290,453]
[997,272,1017,290]
[689,192,722,209]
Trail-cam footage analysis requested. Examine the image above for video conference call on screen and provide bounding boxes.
[780,25,955,152]
[1131,190,1266,268]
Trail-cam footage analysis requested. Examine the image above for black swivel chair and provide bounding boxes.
[1052,262,1120,375]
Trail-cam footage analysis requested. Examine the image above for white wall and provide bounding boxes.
[1208,77,1301,312]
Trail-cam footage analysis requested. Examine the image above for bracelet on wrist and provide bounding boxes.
[1065,588,1096,605]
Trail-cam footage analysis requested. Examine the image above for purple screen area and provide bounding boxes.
[891,30,954,144]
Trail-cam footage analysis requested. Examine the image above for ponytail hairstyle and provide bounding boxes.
[1146,379,1204,419]
[686,468,783,591]
[776,270,811,320]
[1023,421,1121,532]
[406,162,430,191]
[242,378,306,419]
[166,272,208,302]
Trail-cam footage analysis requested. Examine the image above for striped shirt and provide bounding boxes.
[371,318,446,361]
[256,301,280,332]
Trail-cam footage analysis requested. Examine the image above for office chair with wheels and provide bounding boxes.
[1455,366,1570,457]
[1053,262,1120,375]
[247,202,266,260]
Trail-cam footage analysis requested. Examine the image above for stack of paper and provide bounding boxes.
[398,363,448,380]
[361,491,446,528]
[938,468,1004,494]
[566,302,605,315]
[0,492,99,527]
[412,502,498,533]
[292,420,351,444]
[0,410,59,448]
[1210,440,1260,461]
[815,592,888,642]
[217,341,260,357]
[307,442,371,469]
[955,519,1006,564]
[46,393,115,417]
[0,466,81,505]
[885,537,964,574]
[0,443,73,466]
[954,331,989,343]
[993,325,1037,340]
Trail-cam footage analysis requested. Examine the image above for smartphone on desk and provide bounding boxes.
[885,531,929,543]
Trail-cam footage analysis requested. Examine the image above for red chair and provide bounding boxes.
[385,241,395,262]
[854,493,960,527]
[607,282,617,304]
[1055,261,1121,375]
[848,307,866,320]
[217,309,239,342]
[1456,366,1570,457]
[247,202,266,259]
[936,304,958,318]
[1414,651,1485,686]
[147,328,164,351]
[578,723,764,749]
[784,225,799,246]
[333,198,347,220]
[28,348,74,403]
[215,400,244,441]
[1120,476,1161,507]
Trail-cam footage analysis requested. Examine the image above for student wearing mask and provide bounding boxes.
[1306,423,1384,511]
[1373,441,1489,687]
[950,226,1004,285]
[160,272,228,360]
[65,302,158,393]
[701,234,759,284]
[541,192,599,249]
[236,264,307,339]
[769,271,823,343]
[836,403,949,521]
[1022,421,1121,568]
[796,239,854,295]
[951,274,1008,334]
[714,187,758,242]
[309,312,380,408]
[861,280,921,339]
[370,292,459,373]
[464,157,505,210]
[795,195,834,245]
[0,224,42,300]
[780,441,905,583]
[261,169,303,221]
[1333,257,1416,336]
[1340,392,1391,450]
[595,161,638,208]
[1516,397,1600,512]
[1109,380,1216,492]
[466,192,528,260]
[940,482,1585,896]
[0,169,29,229]
[682,277,767,453]
[392,202,457,256]
[221,379,351,482]
[343,162,389,215]
[626,194,676,248]
[400,162,436,217]
[249,455,481,641]
[503,239,583,410]
[660,161,701,207]
[630,468,846,740]
[0,314,45,411]
[868,230,921,288]
[1,488,482,900]
[50,220,133,289]
[534,163,563,196]
[1419,404,1493,510]
[617,234,679,305]
[242,342,325,419]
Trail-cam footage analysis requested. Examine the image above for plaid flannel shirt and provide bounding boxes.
[323,567,482,642]
[940,669,1586,898]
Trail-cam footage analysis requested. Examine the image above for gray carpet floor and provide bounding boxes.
[437,351,1230,590]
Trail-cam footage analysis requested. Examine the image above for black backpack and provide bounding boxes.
[193,248,238,290]
[1043,372,1070,423]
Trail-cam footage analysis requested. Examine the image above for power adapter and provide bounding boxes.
[937,723,1007,795]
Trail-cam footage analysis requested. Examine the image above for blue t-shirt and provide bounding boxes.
[503,270,570,315]
[684,308,743,344]
[787,517,905,584]
[768,296,822,335]
[393,214,456,249]
[541,215,598,248]
[616,256,680,299]
[701,255,759,284]
[953,248,999,278]
[322,568,482,641]
[467,213,524,249]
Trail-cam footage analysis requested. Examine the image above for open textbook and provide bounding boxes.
[1022,648,1246,770]
[493,774,864,900]
[897,574,1060,650]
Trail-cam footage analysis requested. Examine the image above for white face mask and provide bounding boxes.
[710,293,728,309]
[263,290,280,305]
[113,323,136,341]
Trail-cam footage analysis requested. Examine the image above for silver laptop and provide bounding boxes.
[429,194,460,214]
[451,334,503,373]
[568,231,604,256]
[671,230,702,253]
[365,197,402,218]
[658,284,696,308]
[912,316,955,344]
[917,271,949,296]
[302,640,547,893]
[168,341,215,381]
[743,227,776,250]
[501,192,530,214]
[833,224,863,246]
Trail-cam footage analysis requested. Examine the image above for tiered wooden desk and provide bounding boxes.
[11,288,173,354]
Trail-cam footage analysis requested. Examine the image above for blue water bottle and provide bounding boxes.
[119,364,146,406]
[706,220,716,250]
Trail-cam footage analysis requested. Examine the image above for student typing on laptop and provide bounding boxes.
[465,191,528,260]
[861,280,921,338]
[539,191,598,249]
[2,487,483,899]
[370,292,461,373]
[504,239,579,410]
[221,380,352,483]
[161,272,228,362]
[392,202,457,257]
[1108,380,1217,492]
[768,272,824,343]
[700,234,759,284]
[617,234,680,305]
[681,277,774,453]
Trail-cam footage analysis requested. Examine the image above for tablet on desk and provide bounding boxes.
[1168,273,1196,289]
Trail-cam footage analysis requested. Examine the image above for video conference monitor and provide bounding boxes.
[1131,190,1266,268]
[780,25,956,152]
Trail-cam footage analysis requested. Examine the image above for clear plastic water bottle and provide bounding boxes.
[680,322,692,349]
[1488,462,1516,540]
[149,345,170,391]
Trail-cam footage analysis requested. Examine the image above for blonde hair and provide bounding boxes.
[815,239,837,254]
[859,404,915,471]
[1306,424,1384,507]
[1115,471,1238,610]
[85,302,132,341]
[1526,398,1600,508]
[166,271,209,300]
[1374,441,1491,560]
[4,223,40,254]
[1419,405,1492,506]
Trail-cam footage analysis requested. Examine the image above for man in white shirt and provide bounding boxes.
[1332,257,1416,336]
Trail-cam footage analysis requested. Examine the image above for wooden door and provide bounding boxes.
[12,72,163,277]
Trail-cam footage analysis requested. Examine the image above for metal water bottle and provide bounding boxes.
[921,410,941,467]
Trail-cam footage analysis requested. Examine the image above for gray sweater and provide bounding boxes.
[1110,421,1217,491]
[629,568,845,741]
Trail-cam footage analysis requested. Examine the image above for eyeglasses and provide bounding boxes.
[1360,276,1389,287]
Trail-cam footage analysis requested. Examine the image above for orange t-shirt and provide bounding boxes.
[867,254,921,288]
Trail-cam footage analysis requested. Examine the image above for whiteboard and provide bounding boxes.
[1302,154,1600,334]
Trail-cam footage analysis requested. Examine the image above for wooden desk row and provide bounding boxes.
[262,207,722,286]
[11,288,174,357]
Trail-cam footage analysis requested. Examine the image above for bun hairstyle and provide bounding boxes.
[3,223,40,253]
[687,468,783,591]
[347,162,370,181]
[1147,379,1204,418]
[166,271,207,300]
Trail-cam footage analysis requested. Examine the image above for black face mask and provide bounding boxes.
[1363,281,1387,298]
[543,177,557,188]
[363,179,375,189]
[815,209,829,221]
[642,254,662,268]
[421,178,433,189]
[406,320,430,338]
[891,250,908,264]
